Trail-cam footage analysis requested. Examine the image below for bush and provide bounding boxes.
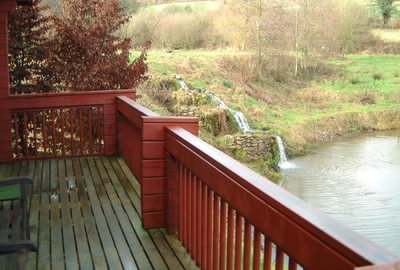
[223,80,234,89]
[350,78,361,85]
[373,73,383,80]
[126,9,219,49]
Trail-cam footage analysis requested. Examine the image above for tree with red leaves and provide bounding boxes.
[8,0,52,94]
[48,0,148,91]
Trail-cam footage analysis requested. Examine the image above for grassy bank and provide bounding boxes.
[137,50,400,149]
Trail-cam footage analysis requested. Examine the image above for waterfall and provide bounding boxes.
[175,75,296,169]
[176,75,189,91]
[275,136,296,169]
[176,75,254,133]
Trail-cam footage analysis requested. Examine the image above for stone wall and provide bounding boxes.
[222,133,277,162]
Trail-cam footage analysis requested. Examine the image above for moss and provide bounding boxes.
[200,108,230,136]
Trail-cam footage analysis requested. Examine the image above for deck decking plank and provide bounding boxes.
[27,160,41,270]
[50,159,65,270]
[37,160,51,270]
[114,157,198,270]
[72,159,108,270]
[80,158,124,270]
[93,157,149,270]
[0,157,196,270]
[58,159,80,270]
[66,159,93,270]
[103,157,168,270]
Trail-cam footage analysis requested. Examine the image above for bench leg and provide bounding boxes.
[16,251,28,270]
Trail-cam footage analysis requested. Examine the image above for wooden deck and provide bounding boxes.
[0,156,197,270]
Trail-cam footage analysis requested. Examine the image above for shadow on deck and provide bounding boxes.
[0,156,197,270]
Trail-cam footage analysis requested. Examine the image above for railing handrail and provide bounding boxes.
[117,96,159,118]
[166,127,398,268]
[5,89,135,98]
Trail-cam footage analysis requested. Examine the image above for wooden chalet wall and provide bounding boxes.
[116,96,199,228]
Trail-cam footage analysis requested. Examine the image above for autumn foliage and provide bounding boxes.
[9,0,148,92]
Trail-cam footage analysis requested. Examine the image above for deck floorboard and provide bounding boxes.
[0,157,197,270]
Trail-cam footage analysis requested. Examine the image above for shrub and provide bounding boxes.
[126,9,218,49]
[48,0,147,91]
[373,73,383,80]
[350,78,361,85]
[223,80,234,89]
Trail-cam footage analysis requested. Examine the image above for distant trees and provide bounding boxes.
[8,0,52,94]
[8,0,148,92]
[372,0,399,25]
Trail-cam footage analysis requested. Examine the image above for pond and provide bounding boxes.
[281,131,400,256]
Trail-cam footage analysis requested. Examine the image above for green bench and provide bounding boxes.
[0,177,37,269]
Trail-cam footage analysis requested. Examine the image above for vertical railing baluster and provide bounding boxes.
[196,177,202,265]
[13,113,20,158]
[243,221,252,270]
[227,207,235,270]
[70,108,75,156]
[51,110,56,156]
[23,112,28,157]
[99,106,104,153]
[235,215,243,270]
[192,175,198,263]
[43,111,48,156]
[183,167,188,248]
[207,189,214,270]
[264,237,272,270]
[79,108,84,155]
[254,230,262,270]
[88,108,93,155]
[220,201,228,270]
[188,170,192,254]
[276,247,284,270]
[178,163,184,242]
[201,183,208,269]
[213,195,221,270]
[33,112,38,156]
[61,109,65,156]
[289,257,297,270]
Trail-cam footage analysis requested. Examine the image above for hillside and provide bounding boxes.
[136,49,400,158]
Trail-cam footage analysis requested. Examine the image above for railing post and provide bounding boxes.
[166,153,179,235]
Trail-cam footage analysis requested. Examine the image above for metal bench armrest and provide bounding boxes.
[0,241,37,254]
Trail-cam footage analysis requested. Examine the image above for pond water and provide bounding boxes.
[281,131,400,256]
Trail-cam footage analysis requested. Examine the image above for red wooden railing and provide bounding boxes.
[0,90,135,161]
[116,96,198,227]
[11,105,104,159]
[164,127,399,270]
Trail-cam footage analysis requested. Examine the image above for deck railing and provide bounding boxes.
[164,127,398,270]
[0,90,135,161]
[0,90,398,269]
[116,96,198,227]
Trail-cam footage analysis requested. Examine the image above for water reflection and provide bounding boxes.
[281,131,400,255]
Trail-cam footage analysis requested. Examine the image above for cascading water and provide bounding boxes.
[176,75,189,91]
[275,136,296,169]
[176,75,296,169]
[176,75,254,133]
